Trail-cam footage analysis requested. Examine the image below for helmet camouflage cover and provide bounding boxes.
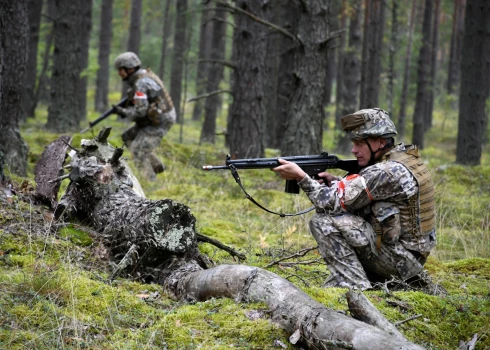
[114,52,142,69]
[340,108,398,139]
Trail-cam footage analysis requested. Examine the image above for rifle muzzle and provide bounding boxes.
[202,165,228,171]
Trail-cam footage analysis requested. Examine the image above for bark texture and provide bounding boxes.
[0,0,29,176]
[269,0,299,150]
[23,0,43,118]
[34,0,56,108]
[398,0,417,139]
[325,0,339,106]
[159,0,173,80]
[78,0,93,122]
[46,0,82,132]
[191,2,212,121]
[336,0,362,155]
[127,0,142,54]
[38,128,426,350]
[359,0,385,109]
[34,135,72,209]
[412,0,433,148]
[228,0,268,158]
[281,1,329,156]
[170,0,188,122]
[169,265,424,350]
[346,289,407,341]
[447,0,466,95]
[456,0,490,165]
[334,0,347,123]
[200,3,228,144]
[95,0,114,112]
[425,0,440,131]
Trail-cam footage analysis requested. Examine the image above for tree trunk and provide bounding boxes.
[263,2,281,148]
[170,0,188,122]
[34,0,56,109]
[78,0,93,123]
[359,0,385,108]
[23,0,43,119]
[228,0,267,158]
[95,0,114,113]
[0,0,29,177]
[172,264,424,350]
[191,2,212,121]
[425,0,440,132]
[397,0,417,139]
[159,0,173,80]
[336,0,362,155]
[360,0,371,109]
[43,129,425,350]
[456,0,490,165]
[280,1,329,156]
[46,0,82,132]
[325,0,339,106]
[412,0,433,149]
[199,4,227,143]
[334,0,347,123]
[199,3,228,144]
[386,0,398,117]
[127,0,142,54]
[272,1,300,150]
[447,0,466,95]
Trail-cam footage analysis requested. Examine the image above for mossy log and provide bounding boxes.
[41,129,425,350]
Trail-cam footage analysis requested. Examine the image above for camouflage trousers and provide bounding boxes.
[309,212,426,289]
[122,124,168,180]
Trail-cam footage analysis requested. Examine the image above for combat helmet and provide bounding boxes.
[340,108,398,140]
[114,52,141,69]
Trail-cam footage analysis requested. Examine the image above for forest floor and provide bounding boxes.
[0,102,489,349]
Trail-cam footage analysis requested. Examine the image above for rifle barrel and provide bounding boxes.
[202,165,229,170]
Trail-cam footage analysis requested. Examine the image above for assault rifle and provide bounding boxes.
[202,152,359,216]
[79,97,128,134]
[203,152,360,194]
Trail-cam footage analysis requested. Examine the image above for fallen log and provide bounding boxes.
[38,128,425,349]
[346,289,408,342]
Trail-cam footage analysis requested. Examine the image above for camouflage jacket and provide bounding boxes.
[119,68,174,128]
[298,144,436,252]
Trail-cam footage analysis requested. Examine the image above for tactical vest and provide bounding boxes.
[385,146,436,239]
[139,68,174,113]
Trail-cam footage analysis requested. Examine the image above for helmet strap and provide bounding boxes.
[366,138,394,165]
[366,141,377,166]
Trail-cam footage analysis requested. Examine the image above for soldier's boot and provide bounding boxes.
[149,154,165,174]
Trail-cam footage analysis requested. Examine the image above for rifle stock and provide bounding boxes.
[203,152,360,194]
[79,97,128,134]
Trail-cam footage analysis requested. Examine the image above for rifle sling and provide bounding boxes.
[229,165,315,217]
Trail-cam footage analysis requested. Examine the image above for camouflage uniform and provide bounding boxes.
[114,52,176,180]
[299,108,436,289]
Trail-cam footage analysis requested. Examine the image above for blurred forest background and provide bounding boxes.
[1,0,490,349]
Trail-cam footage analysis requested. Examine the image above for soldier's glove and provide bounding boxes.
[112,105,126,117]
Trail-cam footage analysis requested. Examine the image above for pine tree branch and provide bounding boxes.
[213,0,302,45]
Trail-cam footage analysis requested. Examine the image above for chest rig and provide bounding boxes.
[385,146,436,238]
[128,69,174,113]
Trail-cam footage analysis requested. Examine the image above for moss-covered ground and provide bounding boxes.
[0,101,489,349]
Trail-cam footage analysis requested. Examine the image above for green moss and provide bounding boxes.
[8,98,490,349]
[446,258,490,279]
[59,225,93,247]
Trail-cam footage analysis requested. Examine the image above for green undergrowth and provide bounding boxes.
[0,103,488,348]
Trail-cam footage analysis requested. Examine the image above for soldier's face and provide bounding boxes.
[118,68,128,79]
[351,137,386,166]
